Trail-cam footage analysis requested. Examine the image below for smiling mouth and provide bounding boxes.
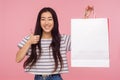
[44,26,50,29]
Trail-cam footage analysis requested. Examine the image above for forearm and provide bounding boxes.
[16,40,31,63]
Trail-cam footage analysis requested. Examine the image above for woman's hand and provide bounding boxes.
[84,5,94,18]
[28,34,40,44]
[16,34,40,63]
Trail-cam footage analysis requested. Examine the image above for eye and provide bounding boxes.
[41,18,45,21]
[48,18,53,21]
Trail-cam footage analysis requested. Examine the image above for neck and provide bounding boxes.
[42,32,52,39]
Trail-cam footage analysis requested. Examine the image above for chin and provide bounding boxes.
[44,30,52,33]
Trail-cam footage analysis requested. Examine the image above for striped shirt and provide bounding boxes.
[18,34,71,75]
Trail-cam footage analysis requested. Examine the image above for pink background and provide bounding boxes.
[0,0,120,80]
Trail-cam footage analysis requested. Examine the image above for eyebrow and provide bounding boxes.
[41,17,53,18]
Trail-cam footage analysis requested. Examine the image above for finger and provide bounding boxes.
[34,39,39,44]
[35,37,39,41]
[30,28,34,34]
[27,29,34,39]
[35,35,40,37]
[35,35,40,39]
[30,34,34,38]
[33,36,39,41]
[89,5,94,10]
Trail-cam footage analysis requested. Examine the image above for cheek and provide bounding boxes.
[51,22,54,26]
[51,23,54,29]
[40,21,44,27]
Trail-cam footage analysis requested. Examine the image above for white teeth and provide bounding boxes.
[44,26,50,29]
[45,26,49,28]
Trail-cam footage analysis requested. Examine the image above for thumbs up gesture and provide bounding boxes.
[28,34,40,44]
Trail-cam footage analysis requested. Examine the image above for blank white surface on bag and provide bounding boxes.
[71,18,109,67]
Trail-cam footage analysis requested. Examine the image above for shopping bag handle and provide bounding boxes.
[84,5,96,18]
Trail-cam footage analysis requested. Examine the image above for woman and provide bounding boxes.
[16,7,71,80]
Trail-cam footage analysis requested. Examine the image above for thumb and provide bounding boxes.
[30,28,34,35]
[28,28,34,38]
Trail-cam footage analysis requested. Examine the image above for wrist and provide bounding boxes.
[26,40,32,45]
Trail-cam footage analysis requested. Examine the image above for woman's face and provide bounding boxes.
[40,11,54,33]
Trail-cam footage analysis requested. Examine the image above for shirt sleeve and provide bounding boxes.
[17,35,31,56]
[17,35,30,48]
[64,34,71,52]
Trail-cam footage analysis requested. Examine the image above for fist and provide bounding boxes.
[28,34,40,44]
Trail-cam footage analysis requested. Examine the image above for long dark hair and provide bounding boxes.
[23,7,63,72]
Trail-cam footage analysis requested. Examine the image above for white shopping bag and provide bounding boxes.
[71,18,109,67]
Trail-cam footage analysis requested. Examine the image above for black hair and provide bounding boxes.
[23,7,63,72]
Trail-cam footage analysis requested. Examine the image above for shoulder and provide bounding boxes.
[61,34,70,37]
[60,34,70,40]
[17,35,30,48]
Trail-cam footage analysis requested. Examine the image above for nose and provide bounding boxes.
[45,20,49,25]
